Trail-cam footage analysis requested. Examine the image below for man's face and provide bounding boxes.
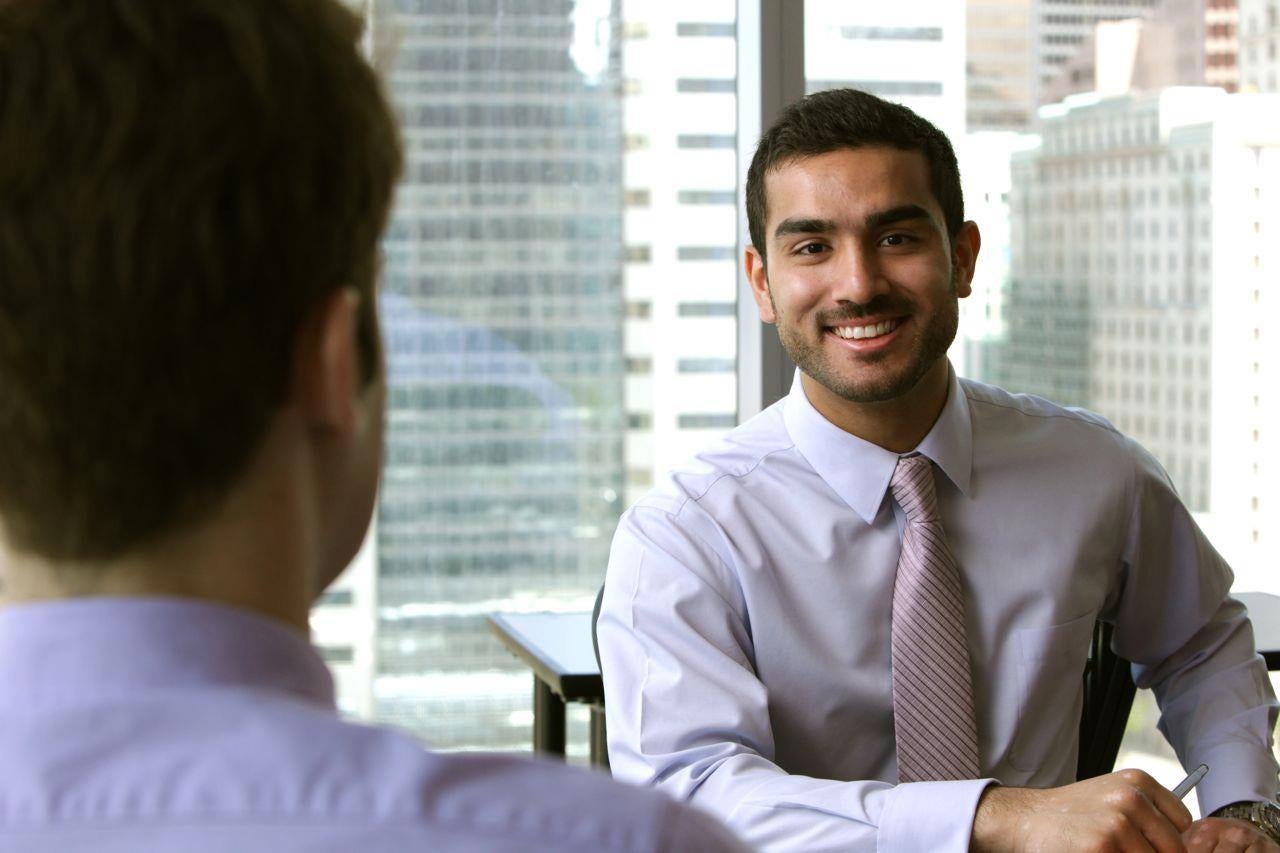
[746,146,977,404]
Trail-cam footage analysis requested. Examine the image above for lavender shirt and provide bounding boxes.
[0,597,745,852]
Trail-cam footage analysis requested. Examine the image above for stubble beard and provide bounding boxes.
[771,285,960,405]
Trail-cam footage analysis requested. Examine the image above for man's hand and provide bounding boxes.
[1184,817,1280,853]
[971,769,1193,853]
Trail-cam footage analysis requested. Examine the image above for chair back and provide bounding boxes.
[591,582,606,672]
[1077,620,1137,780]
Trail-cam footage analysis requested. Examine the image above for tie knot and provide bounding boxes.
[890,455,939,523]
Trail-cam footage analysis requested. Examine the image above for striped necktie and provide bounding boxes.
[889,454,981,782]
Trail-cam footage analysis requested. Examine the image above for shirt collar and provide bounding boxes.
[782,364,973,524]
[0,596,336,710]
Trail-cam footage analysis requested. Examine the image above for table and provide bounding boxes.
[489,592,1280,768]
[487,611,607,766]
[1241,592,1280,670]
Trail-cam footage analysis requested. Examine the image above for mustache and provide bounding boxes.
[815,296,911,325]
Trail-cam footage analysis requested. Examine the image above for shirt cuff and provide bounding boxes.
[1192,739,1280,815]
[877,778,997,853]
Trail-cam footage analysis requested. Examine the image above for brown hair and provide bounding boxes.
[0,0,403,560]
[746,88,963,263]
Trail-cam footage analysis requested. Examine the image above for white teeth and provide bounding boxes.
[833,319,898,340]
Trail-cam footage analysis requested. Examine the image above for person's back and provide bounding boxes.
[0,598,727,852]
[0,2,742,851]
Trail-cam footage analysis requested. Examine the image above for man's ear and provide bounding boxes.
[745,246,776,324]
[292,287,361,436]
[951,220,981,300]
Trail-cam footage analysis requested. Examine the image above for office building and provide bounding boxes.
[807,0,966,138]
[967,0,1164,131]
[968,0,1037,130]
[619,0,740,503]
[365,0,626,750]
[1041,0,1239,104]
[1239,0,1280,90]
[990,88,1280,583]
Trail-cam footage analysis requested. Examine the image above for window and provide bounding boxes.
[625,244,652,263]
[625,300,652,319]
[678,302,736,317]
[807,80,944,97]
[326,0,739,754]
[677,134,736,149]
[677,22,733,37]
[678,358,736,373]
[677,78,735,93]
[677,246,735,261]
[678,190,736,205]
[318,646,354,664]
[316,589,354,607]
[841,25,942,41]
[678,413,737,429]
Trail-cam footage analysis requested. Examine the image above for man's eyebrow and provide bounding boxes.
[865,204,933,230]
[772,217,835,240]
[772,205,936,242]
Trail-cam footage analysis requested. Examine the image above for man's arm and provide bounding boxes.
[599,507,993,853]
[1110,440,1279,813]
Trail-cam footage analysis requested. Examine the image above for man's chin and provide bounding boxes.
[817,362,931,404]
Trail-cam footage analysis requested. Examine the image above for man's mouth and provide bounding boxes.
[828,318,901,341]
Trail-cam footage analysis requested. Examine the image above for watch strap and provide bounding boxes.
[1211,800,1280,845]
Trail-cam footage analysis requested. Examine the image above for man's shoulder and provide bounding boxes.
[959,376,1121,436]
[627,402,797,521]
[958,376,1142,457]
[0,693,736,851]
[959,378,1157,495]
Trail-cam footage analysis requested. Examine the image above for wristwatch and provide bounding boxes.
[1212,800,1280,845]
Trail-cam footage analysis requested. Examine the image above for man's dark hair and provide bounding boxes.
[0,0,403,560]
[746,88,964,263]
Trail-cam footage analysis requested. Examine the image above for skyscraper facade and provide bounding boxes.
[968,0,1037,130]
[989,89,1280,585]
[966,0,1164,131]
[807,0,967,139]
[618,0,739,504]
[1239,0,1280,90]
[369,0,626,750]
[1040,0,1239,105]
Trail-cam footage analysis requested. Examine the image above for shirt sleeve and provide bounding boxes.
[599,506,994,853]
[658,798,754,853]
[1109,438,1279,814]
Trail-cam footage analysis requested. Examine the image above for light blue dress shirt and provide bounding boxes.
[0,596,745,852]
[599,368,1280,853]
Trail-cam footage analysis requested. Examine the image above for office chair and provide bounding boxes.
[1076,619,1137,780]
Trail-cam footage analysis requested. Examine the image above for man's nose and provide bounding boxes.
[829,245,888,305]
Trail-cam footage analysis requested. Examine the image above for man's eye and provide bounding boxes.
[880,233,913,247]
[796,243,827,255]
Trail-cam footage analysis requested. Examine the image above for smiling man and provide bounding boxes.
[597,88,1280,852]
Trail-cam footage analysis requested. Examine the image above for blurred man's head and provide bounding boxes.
[0,0,402,595]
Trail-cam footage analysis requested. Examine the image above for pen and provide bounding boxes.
[1171,763,1209,799]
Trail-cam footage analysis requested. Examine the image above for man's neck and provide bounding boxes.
[800,359,951,453]
[0,433,318,635]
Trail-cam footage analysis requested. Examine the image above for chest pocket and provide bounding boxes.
[1008,612,1096,772]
